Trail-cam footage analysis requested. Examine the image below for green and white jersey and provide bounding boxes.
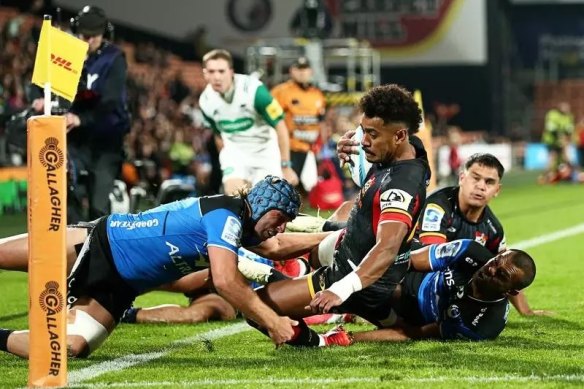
[199,74,284,154]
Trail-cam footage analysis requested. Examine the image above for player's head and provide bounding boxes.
[71,5,110,53]
[244,176,301,241]
[203,49,234,94]
[358,84,421,164]
[289,56,313,87]
[459,153,504,209]
[472,249,536,299]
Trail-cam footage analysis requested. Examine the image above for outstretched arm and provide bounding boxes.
[250,231,331,260]
[208,246,297,346]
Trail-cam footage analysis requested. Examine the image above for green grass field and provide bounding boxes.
[1,171,584,388]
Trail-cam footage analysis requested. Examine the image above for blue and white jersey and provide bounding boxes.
[107,195,246,293]
[413,240,508,340]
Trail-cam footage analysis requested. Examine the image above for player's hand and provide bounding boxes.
[282,166,299,186]
[65,113,81,131]
[521,309,555,317]
[336,129,359,167]
[306,290,342,314]
[266,316,298,346]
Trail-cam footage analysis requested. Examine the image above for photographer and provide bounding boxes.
[32,6,130,222]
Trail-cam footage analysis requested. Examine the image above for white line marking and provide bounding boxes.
[69,222,584,384]
[511,222,584,250]
[69,374,584,387]
[68,322,252,384]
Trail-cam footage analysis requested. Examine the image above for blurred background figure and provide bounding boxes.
[271,56,327,200]
[541,101,574,178]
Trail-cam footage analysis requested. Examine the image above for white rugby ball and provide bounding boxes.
[347,125,372,187]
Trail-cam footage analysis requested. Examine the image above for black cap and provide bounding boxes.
[77,6,107,36]
[291,56,311,69]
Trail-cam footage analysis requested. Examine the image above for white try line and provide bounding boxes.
[68,374,584,388]
[510,222,584,250]
[68,322,252,384]
[69,222,584,384]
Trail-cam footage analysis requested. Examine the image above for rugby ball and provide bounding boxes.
[347,125,372,187]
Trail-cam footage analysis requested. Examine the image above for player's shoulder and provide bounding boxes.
[483,205,504,229]
[426,186,456,207]
[235,73,263,92]
[199,195,245,219]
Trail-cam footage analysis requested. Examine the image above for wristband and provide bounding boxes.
[281,160,293,168]
[327,271,362,303]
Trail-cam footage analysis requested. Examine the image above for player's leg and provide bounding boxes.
[129,293,237,324]
[0,227,88,272]
[1,296,115,358]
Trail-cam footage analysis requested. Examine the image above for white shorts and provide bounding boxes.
[219,146,282,185]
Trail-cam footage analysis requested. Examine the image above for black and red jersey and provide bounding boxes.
[416,186,506,254]
[335,137,430,285]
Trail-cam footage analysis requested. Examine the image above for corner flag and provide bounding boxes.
[31,18,88,102]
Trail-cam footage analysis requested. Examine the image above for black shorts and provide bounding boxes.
[68,217,137,322]
[290,150,308,179]
[393,271,425,326]
[309,266,398,326]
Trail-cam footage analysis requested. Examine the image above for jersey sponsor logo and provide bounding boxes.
[218,118,254,133]
[444,269,455,287]
[379,189,413,211]
[421,204,445,231]
[221,216,242,247]
[292,129,319,143]
[166,241,195,276]
[109,219,159,230]
[471,307,488,327]
[266,99,284,120]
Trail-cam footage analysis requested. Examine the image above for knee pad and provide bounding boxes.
[317,230,342,267]
[67,309,109,353]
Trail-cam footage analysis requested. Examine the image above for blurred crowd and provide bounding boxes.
[0,8,363,202]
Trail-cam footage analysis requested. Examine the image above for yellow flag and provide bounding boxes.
[32,19,88,102]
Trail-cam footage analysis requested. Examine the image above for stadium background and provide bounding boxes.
[1,0,584,387]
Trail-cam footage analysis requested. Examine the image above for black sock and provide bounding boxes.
[246,318,320,347]
[267,269,290,283]
[286,320,320,347]
[0,329,14,352]
[322,220,347,232]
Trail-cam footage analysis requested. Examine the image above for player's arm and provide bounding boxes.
[157,269,212,294]
[208,246,296,345]
[410,239,488,272]
[354,221,408,288]
[201,110,223,151]
[249,231,331,260]
[254,84,292,165]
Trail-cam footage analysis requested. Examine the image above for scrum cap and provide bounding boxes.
[247,175,300,224]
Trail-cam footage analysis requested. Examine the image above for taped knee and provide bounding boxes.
[67,310,109,357]
[317,230,342,267]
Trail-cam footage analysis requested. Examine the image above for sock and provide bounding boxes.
[120,307,141,324]
[0,329,14,352]
[322,220,347,232]
[247,318,320,347]
[267,268,290,283]
[286,320,320,347]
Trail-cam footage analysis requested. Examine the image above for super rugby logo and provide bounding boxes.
[39,281,65,377]
[39,137,65,232]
